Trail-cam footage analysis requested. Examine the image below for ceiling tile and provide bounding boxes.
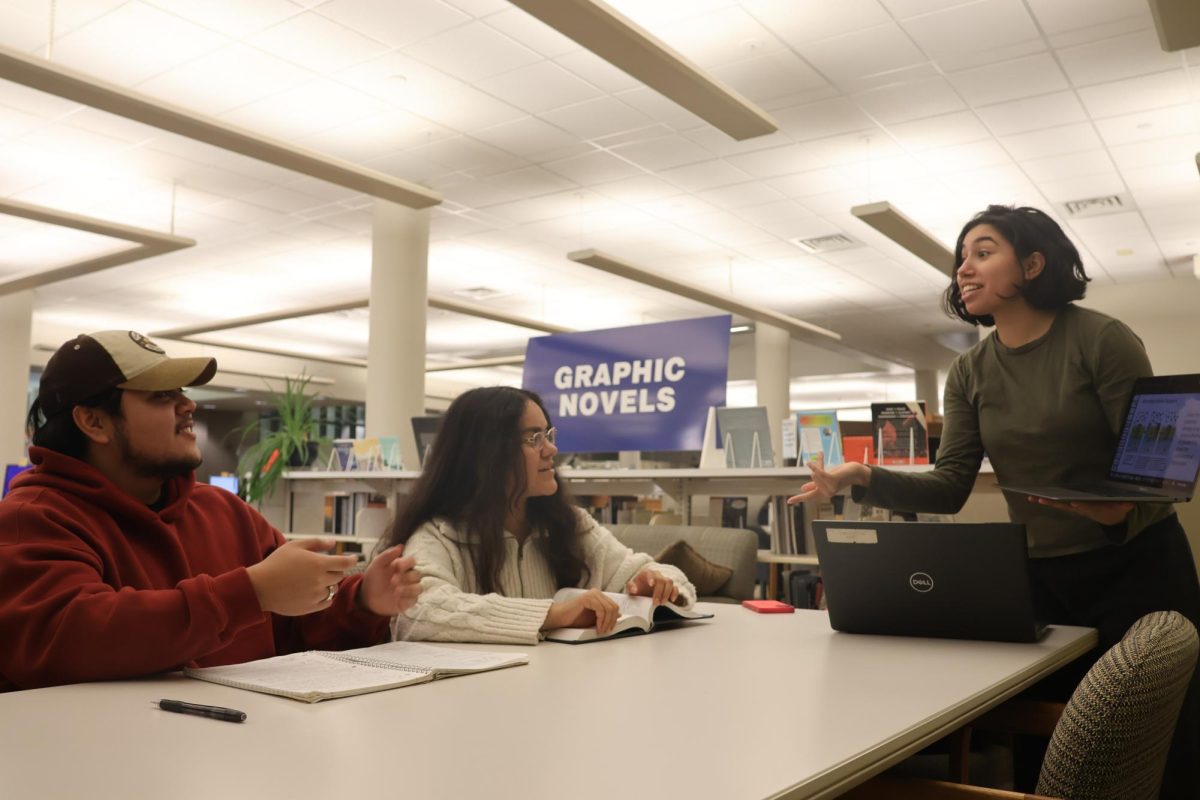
[1093,104,1200,146]
[137,43,315,115]
[315,0,469,48]
[852,75,966,124]
[147,0,299,38]
[471,116,583,160]
[483,7,580,58]
[999,122,1103,161]
[796,24,927,93]
[947,53,1068,107]
[1108,133,1200,172]
[1021,149,1116,182]
[773,97,877,141]
[887,110,992,151]
[402,20,541,84]
[742,0,891,44]
[610,134,712,171]
[658,159,754,192]
[0,4,52,52]
[541,150,644,185]
[975,91,1088,136]
[726,143,824,177]
[901,0,1040,62]
[249,11,388,74]
[541,97,655,140]
[1025,0,1152,35]
[651,6,784,68]
[612,86,708,131]
[221,78,389,140]
[1077,70,1193,119]
[879,0,980,18]
[551,50,641,94]
[52,1,230,86]
[591,175,683,203]
[1057,30,1184,88]
[1034,172,1126,203]
[476,61,601,115]
[711,50,830,106]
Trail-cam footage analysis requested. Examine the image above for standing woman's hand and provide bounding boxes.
[788,454,871,504]
[1028,497,1134,527]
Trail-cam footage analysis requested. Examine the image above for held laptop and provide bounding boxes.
[812,520,1046,643]
[999,373,1200,503]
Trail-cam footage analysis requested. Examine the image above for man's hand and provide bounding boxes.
[1029,497,1134,527]
[542,588,620,635]
[357,545,422,616]
[626,569,679,606]
[246,539,359,616]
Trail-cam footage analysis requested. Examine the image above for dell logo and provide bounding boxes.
[909,572,934,593]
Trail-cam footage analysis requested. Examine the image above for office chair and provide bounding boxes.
[842,610,1199,800]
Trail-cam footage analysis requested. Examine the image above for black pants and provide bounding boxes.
[1017,514,1200,798]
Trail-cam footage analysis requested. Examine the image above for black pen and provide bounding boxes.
[155,699,247,723]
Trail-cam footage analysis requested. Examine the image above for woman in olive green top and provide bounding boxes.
[792,205,1198,798]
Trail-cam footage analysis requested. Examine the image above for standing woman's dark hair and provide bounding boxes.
[383,386,589,594]
[942,204,1091,327]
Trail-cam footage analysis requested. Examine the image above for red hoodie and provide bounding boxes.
[0,447,388,691]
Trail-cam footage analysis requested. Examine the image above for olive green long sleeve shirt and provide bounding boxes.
[856,305,1172,557]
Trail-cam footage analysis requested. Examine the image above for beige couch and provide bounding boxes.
[608,524,758,603]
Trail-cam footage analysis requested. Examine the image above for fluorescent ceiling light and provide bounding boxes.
[0,197,193,296]
[850,201,955,277]
[150,295,573,339]
[507,0,777,141]
[566,248,841,346]
[1193,255,1200,281]
[1147,0,1200,51]
[730,324,753,334]
[0,44,440,209]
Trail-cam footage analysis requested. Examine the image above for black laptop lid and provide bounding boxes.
[813,521,1043,643]
[1107,374,1200,494]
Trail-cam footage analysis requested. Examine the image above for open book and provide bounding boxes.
[544,588,713,644]
[183,641,528,703]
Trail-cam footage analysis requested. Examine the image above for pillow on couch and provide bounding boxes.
[655,539,734,596]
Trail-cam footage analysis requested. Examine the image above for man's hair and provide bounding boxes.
[942,205,1090,326]
[26,388,124,460]
[382,386,589,594]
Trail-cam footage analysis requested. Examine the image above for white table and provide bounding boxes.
[0,606,1095,800]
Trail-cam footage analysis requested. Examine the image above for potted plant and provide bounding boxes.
[235,373,327,504]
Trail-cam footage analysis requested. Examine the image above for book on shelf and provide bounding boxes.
[870,401,930,465]
[796,409,843,466]
[842,434,875,465]
[411,416,441,468]
[767,495,806,555]
[543,588,713,643]
[183,641,529,703]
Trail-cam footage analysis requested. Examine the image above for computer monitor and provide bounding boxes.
[208,474,240,495]
[3,464,32,497]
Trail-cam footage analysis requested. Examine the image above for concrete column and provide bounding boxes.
[753,323,790,464]
[367,201,429,471]
[0,291,33,465]
[914,368,940,416]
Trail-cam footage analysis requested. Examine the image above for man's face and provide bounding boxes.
[111,389,203,479]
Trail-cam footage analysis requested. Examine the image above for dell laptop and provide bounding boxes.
[812,520,1046,643]
[999,373,1200,504]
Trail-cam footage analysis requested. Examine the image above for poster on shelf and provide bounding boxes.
[522,315,731,452]
[796,409,843,466]
[871,401,930,465]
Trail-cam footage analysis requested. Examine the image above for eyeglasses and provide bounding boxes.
[520,427,557,449]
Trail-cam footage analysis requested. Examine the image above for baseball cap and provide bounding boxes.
[37,330,217,418]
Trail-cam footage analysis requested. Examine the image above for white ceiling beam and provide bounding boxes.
[850,201,956,278]
[150,296,572,339]
[507,0,777,141]
[0,44,441,209]
[0,197,194,296]
[566,248,841,346]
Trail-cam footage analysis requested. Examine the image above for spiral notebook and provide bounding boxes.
[184,641,528,703]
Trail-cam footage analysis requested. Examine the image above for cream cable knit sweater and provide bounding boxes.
[391,509,696,645]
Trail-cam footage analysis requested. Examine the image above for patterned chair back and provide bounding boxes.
[1038,610,1199,800]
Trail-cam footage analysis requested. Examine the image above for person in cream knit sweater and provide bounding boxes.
[384,386,696,645]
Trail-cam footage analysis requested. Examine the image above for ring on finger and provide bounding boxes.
[325,584,337,602]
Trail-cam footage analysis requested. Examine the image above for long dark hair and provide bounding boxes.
[942,205,1090,327]
[383,386,589,594]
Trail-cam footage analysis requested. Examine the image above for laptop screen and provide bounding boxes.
[1109,376,1200,491]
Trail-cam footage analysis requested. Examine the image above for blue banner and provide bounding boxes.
[522,315,731,452]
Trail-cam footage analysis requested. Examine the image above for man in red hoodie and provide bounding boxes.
[0,330,421,691]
